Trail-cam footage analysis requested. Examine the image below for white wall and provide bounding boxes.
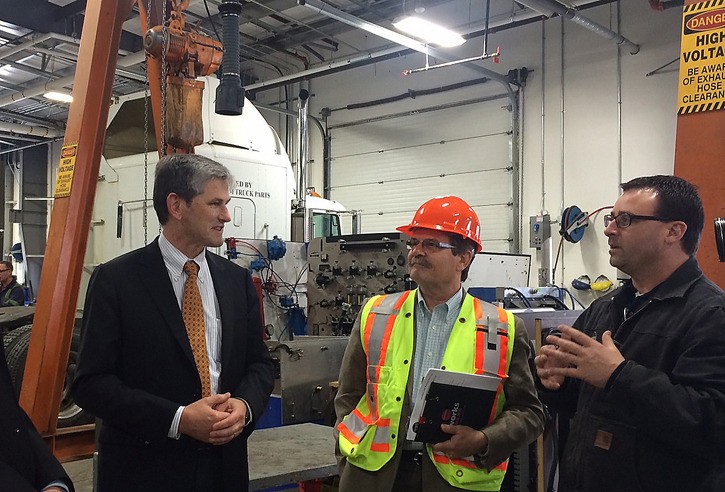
[252,1,682,302]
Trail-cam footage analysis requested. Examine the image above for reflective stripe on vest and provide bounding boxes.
[337,291,515,487]
[428,297,515,491]
[337,291,413,465]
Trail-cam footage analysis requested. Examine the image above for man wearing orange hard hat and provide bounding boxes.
[335,196,544,491]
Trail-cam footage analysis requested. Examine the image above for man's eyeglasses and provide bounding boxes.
[603,212,674,229]
[406,238,456,253]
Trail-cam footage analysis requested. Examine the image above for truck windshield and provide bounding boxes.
[312,212,341,238]
[104,97,156,159]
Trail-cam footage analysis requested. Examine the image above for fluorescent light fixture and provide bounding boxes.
[43,91,73,103]
[392,16,465,47]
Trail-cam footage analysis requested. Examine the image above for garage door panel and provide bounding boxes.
[332,171,512,212]
[475,206,513,243]
[349,204,512,244]
[330,98,516,253]
[331,104,510,156]
[331,134,510,187]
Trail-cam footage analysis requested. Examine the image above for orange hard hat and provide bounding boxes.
[397,196,482,252]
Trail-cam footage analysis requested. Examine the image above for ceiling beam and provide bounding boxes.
[0,0,143,53]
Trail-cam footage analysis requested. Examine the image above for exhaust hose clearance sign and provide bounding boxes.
[54,143,77,198]
[678,1,725,114]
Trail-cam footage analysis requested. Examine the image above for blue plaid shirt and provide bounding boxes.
[411,288,464,404]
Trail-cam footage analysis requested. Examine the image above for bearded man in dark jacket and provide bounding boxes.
[535,175,725,492]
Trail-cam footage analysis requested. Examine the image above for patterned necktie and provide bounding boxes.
[182,260,211,397]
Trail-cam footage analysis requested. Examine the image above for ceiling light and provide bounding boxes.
[392,16,465,48]
[43,91,73,103]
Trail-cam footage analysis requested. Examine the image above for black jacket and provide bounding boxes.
[0,276,25,306]
[72,239,275,492]
[1,344,74,492]
[542,258,725,492]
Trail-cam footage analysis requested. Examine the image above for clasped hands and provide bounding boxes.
[535,325,625,390]
[179,392,248,445]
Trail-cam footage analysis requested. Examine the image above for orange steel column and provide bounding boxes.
[674,0,725,288]
[19,0,136,436]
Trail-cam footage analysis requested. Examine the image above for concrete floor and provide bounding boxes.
[63,458,93,492]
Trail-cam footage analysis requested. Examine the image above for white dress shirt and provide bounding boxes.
[158,233,223,438]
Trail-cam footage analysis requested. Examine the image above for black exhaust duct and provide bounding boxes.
[215,0,244,115]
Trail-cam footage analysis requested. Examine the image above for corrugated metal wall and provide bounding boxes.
[328,96,515,253]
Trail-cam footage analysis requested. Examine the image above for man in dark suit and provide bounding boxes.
[1,344,74,492]
[72,154,275,491]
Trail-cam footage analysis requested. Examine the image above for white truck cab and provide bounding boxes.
[92,75,345,266]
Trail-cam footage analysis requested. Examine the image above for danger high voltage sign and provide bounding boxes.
[678,1,725,114]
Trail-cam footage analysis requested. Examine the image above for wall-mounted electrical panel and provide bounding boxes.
[529,214,551,249]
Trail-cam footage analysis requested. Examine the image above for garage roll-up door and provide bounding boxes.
[329,95,517,253]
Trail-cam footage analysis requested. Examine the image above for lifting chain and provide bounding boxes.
[142,0,153,246]
[160,0,168,157]
[141,0,170,245]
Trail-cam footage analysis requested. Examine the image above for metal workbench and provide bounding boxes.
[249,422,338,490]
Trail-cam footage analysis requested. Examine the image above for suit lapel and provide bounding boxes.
[139,239,196,366]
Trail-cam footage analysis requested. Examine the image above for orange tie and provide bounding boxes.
[182,260,211,397]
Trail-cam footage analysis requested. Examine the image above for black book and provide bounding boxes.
[407,369,502,444]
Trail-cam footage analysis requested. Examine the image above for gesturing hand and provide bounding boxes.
[535,324,571,390]
[538,326,624,389]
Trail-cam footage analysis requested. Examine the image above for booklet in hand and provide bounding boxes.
[407,368,503,444]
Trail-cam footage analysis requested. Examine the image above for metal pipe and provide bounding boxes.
[0,73,75,108]
[0,33,55,62]
[0,138,60,156]
[518,0,640,55]
[247,2,566,95]
[0,121,63,138]
[246,46,410,93]
[511,89,521,254]
[559,17,565,286]
[298,0,511,86]
[297,88,310,209]
[29,46,147,83]
[540,20,546,214]
[540,20,553,286]
[0,40,144,109]
[254,102,326,139]
[323,132,331,200]
[298,0,431,56]
[616,2,623,185]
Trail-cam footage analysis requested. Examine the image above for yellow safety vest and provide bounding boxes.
[337,290,515,490]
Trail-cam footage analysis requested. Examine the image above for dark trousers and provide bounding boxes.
[392,451,424,491]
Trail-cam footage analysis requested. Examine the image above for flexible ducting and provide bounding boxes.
[215,0,244,115]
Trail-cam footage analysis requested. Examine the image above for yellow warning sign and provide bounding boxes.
[54,143,78,198]
[678,0,725,114]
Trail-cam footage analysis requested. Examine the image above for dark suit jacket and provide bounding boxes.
[1,343,74,492]
[72,238,275,492]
